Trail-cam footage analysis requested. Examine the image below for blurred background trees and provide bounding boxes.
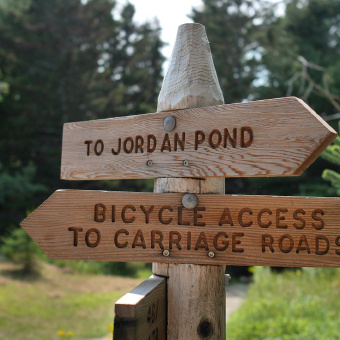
[191,0,340,197]
[0,0,164,238]
[0,0,339,275]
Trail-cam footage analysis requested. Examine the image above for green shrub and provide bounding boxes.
[0,227,44,276]
[227,267,340,339]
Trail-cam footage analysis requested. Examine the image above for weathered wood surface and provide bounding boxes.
[157,22,224,112]
[114,275,166,340]
[154,23,226,340]
[60,97,336,180]
[21,190,340,268]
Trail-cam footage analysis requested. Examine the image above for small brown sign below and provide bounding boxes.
[21,190,340,268]
[114,275,166,340]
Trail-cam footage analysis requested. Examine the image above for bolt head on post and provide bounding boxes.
[164,116,176,132]
[182,193,198,209]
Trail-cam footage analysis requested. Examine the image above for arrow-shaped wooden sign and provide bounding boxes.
[61,97,336,180]
[21,190,340,267]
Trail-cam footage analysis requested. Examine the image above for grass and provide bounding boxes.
[227,267,340,340]
[0,260,144,340]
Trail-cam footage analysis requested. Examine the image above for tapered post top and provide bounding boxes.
[157,23,224,112]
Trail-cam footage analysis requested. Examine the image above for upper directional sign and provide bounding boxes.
[21,190,340,268]
[61,97,336,180]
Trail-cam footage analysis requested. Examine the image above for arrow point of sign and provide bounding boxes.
[20,190,63,258]
[292,97,337,175]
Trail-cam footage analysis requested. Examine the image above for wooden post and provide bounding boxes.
[153,23,226,339]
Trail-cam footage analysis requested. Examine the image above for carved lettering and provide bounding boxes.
[194,206,206,226]
[187,231,191,250]
[135,135,144,153]
[276,208,288,228]
[195,232,209,250]
[151,230,164,249]
[94,139,104,156]
[159,206,173,224]
[85,228,101,248]
[232,233,244,253]
[174,132,185,151]
[262,234,274,253]
[112,138,121,155]
[94,203,106,222]
[123,137,134,154]
[178,206,190,225]
[195,130,205,150]
[213,232,229,251]
[115,229,129,248]
[278,234,294,253]
[293,209,305,229]
[84,140,92,156]
[147,135,157,153]
[161,133,171,152]
[169,231,182,250]
[132,229,146,249]
[223,128,237,148]
[296,235,310,254]
[257,208,272,228]
[335,236,340,256]
[240,126,254,147]
[312,209,325,230]
[121,205,136,223]
[219,208,234,226]
[68,227,83,247]
[238,208,253,227]
[315,235,329,255]
[140,205,154,224]
[208,129,222,149]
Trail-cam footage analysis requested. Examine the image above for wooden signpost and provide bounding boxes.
[20,23,340,339]
[22,190,340,268]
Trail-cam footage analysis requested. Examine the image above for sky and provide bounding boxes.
[119,0,284,71]
[119,0,204,67]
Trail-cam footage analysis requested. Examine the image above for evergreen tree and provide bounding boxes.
[255,0,340,116]
[0,0,164,234]
[189,0,270,103]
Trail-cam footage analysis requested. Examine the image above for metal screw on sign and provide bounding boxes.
[162,249,170,257]
[164,116,176,132]
[224,274,231,287]
[147,160,153,167]
[183,159,189,166]
[208,251,215,258]
[182,193,198,209]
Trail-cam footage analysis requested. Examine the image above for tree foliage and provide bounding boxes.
[191,0,340,196]
[255,0,340,115]
[0,0,164,235]
[190,0,270,103]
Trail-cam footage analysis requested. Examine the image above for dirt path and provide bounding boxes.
[226,283,249,320]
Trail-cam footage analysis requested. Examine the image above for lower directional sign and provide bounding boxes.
[114,275,166,340]
[21,190,340,267]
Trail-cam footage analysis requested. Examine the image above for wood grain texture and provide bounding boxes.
[154,23,226,340]
[166,264,225,340]
[61,97,336,180]
[153,177,226,340]
[114,275,166,340]
[20,190,340,268]
[157,23,224,112]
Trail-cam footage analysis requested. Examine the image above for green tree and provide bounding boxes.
[255,0,340,116]
[190,0,340,197]
[0,0,164,235]
[190,0,270,103]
